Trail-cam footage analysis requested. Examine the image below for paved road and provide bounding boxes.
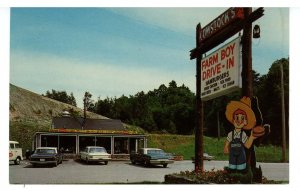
[9,160,289,184]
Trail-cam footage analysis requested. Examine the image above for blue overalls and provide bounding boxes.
[229,131,247,170]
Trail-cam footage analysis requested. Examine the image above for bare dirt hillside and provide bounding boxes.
[9,84,107,121]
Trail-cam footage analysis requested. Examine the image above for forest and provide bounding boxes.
[44,58,289,145]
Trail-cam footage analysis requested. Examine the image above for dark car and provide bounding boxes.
[30,147,63,167]
[130,148,174,168]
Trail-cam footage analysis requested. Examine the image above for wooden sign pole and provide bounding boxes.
[195,23,204,173]
[242,7,253,98]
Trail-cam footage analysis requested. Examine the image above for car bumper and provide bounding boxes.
[87,157,111,161]
[30,160,57,165]
[149,159,174,165]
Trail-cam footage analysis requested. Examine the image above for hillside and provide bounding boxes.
[9,84,107,122]
[9,84,144,151]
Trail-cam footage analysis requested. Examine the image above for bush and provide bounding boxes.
[164,168,279,184]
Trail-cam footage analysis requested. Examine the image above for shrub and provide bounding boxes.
[165,168,277,184]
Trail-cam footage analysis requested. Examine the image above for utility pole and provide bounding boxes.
[195,23,204,173]
[217,112,220,141]
[280,61,287,162]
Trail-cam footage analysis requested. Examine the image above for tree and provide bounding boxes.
[93,97,114,118]
[43,89,77,106]
[89,81,196,134]
[256,58,289,145]
[83,91,93,119]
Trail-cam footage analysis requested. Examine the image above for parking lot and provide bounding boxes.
[9,159,289,184]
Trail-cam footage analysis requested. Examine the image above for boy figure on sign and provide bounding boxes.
[223,97,258,172]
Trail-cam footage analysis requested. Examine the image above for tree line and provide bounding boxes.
[42,89,77,107]
[43,58,289,145]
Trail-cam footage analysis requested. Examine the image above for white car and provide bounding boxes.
[9,141,23,165]
[192,153,215,162]
[80,146,111,165]
[203,153,214,161]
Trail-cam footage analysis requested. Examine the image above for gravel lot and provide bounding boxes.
[9,159,289,184]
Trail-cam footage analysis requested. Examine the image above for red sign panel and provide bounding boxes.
[199,8,244,43]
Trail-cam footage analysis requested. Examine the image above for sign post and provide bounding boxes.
[241,8,253,97]
[195,23,204,173]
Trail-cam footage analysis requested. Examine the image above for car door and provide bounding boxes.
[81,147,88,160]
[9,143,16,160]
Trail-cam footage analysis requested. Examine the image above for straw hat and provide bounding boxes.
[225,96,256,130]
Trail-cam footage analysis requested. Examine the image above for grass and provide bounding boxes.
[147,134,289,163]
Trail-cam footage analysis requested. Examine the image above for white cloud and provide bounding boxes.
[256,8,289,51]
[111,7,289,51]
[109,8,225,37]
[10,50,195,108]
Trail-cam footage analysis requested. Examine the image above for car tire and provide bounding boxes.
[131,160,136,165]
[163,164,168,168]
[86,157,89,164]
[54,161,58,167]
[145,160,150,167]
[14,157,21,165]
[104,161,108,165]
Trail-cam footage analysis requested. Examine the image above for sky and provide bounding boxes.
[9,7,289,108]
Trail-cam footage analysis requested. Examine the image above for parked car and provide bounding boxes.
[80,146,111,165]
[130,148,174,168]
[9,141,23,165]
[203,153,214,161]
[30,147,63,167]
[192,153,215,162]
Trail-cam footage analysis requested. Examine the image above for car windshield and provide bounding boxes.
[35,149,56,154]
[89,147,106,153]
[147,150,165,155]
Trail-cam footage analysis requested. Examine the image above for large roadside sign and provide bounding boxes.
[200,37,241,101]
[199,8,244,43]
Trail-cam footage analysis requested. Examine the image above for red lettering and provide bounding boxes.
[226,56,235,69]
[202,53,219,71]
[221,43,236,60]
[202,63,222,80]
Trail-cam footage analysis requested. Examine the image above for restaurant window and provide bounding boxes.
[114,137,129,154]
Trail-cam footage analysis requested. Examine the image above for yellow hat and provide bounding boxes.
[225,96,256,130]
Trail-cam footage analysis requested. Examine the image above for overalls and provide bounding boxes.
[229,131,247,170]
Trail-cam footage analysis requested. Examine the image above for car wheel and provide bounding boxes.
[145,160,150,167]
[54,161,58,167]
[104,161,108,165]
[14,157,21,165]
[86,157,89,164]
[131,160,136,165]
[163,164,168,168]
